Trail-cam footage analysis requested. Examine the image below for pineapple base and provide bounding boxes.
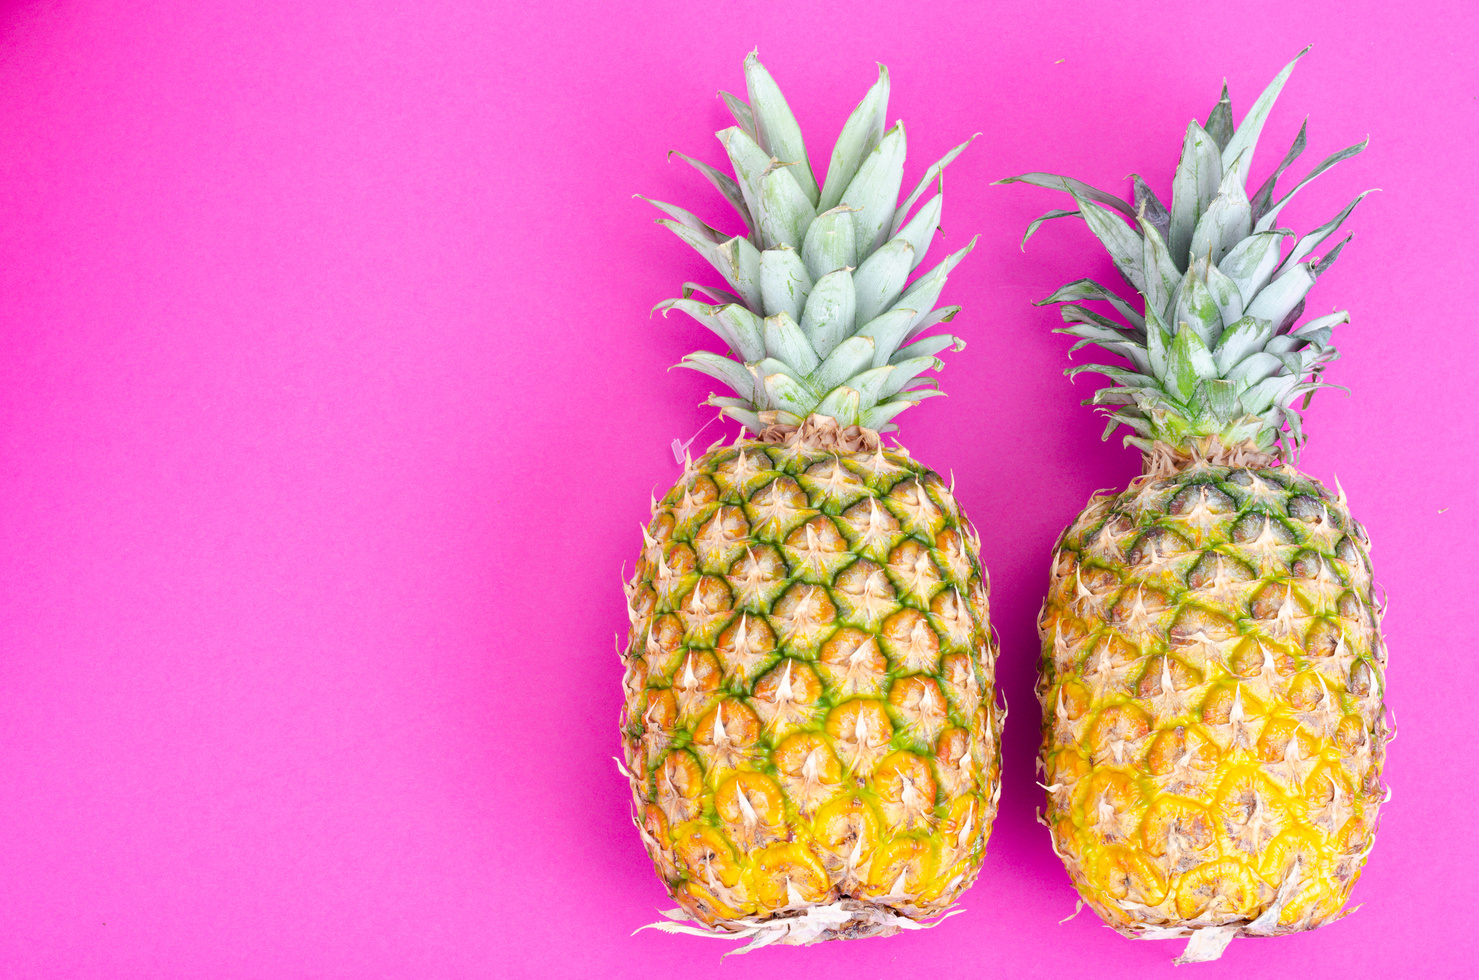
[635,898,964,953]
[1126,853,1347,963]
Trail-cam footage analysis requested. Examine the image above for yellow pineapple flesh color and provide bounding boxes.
[621,437,1003,942]
[1038,455,1388,950]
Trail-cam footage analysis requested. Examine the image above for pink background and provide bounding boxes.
[1,0,1475,976]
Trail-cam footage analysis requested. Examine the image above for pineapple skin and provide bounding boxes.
[621,437,1003,936]
[1037,458,1388,938]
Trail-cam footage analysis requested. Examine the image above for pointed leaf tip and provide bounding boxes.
[1220,47,1312,179]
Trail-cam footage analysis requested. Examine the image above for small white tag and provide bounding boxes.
[670,409,725,465]
[1175,925,1237,964]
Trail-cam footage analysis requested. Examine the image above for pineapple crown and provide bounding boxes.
[644,52,977,436]
[1002,47,1371,460]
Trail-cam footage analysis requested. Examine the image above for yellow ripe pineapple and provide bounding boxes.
[1004,49,1390,963]
[619,53,1003,950]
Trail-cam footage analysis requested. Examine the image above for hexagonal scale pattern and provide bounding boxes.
[622,440,1003,932]
[1038,460,1390,940]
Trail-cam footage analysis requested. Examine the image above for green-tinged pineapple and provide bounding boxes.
[620,53,1002,950]
[1004,49,1389,963]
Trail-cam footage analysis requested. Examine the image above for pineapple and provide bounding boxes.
[619,53,1003,950]
[1004,49,1389,963]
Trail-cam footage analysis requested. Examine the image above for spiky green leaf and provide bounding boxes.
[1168,121,1223,270]
[1249,119,1307,222]
[799,269,856,358]
[840,123,907,261]
[680,281,744,306]
[1067,362,1161,388]
[1224,351,1282,385]
[892,333,963,364]
[879,356,940,398]
[1255,138,1370,232]
[719,91,755,140]
[1059,304,1136,337]
[1138,216,1180,323]
[656,298,765,362]
[1241,373,1297,414]
[1145,305,1171,379]
[854,308,917,368]
[1212,315,1275,375]
[1021,209,1080,249]
[1217,231,1290,307]
[893,238,976,339]
[643,196,727,243]
[679,350,758,399]
[1133,175,1172,244]
[860,399,918,430]
[1164,326,1218,403]
[744,52,820,206]
[1206,83,1234,152]
[1200,378,1241,420]
[1189,158,1252,266]
[1220,47,1309,177]
[1203,260,1245,327]
[848,365,897,406]
[669,151,755,235]
[753,356,806,384]
[818,65,890,212]
[763,311,820,374]
[1283,192,1371,271]
[905,305,961,340]
[715,235,764,309]
[996,173,1135,218]
[758,247,813,320]
[659,227,763,320]
[756,162,816,249]
[716,127,773,227]
[763,371,817,416]
[801,206,858,281]
[813,384,862,423]
[894,194,942,271]
[810,335,876,392]
[1246,261,1314,326]
[1039,278,1146,330]
[1069,186,1147,294]
[853,238,914,325]
[1312,234,1351,278]
[892,135,975,235]
[1173,266,1225,347]
[1289,310,1349,341]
